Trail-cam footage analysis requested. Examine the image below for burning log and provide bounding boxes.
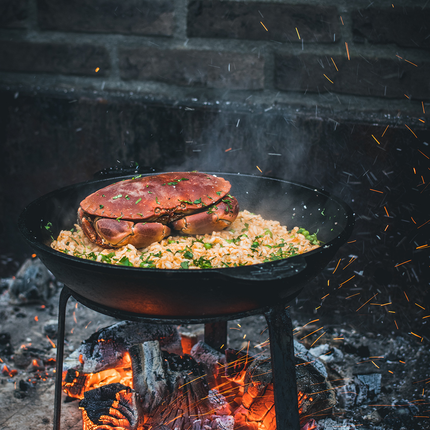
[63,321,181,399]
[130,340,233,429]
[64,320,182,374]
[79,383,144,430]
[224,345,336,429]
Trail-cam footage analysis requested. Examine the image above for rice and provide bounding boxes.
[51,210,320,269]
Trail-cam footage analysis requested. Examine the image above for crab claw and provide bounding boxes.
[95,218,171,249]
[171,196,239,235]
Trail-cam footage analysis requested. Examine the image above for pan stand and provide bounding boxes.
[53,286,300,430]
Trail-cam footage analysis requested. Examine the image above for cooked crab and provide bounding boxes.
[77,172,239,249]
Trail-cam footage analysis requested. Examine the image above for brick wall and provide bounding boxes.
[1,0,429,273]
[1,0,429,116]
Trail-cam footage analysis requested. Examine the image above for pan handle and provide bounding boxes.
[218,257,307,282]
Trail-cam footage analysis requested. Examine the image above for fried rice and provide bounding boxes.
[51,210,320,269]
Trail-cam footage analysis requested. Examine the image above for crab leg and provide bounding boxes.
[171,196,239,235]
[95,218,171,249]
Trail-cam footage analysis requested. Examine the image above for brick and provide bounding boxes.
[119,47,264,89]
[0,41,110,76]
[37,0,174,36]
[0,0,28,28]
[352,7,430,50]
[187,0,338,43]
[275,53,430,101]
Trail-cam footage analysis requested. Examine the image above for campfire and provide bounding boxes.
[60,320,333,430]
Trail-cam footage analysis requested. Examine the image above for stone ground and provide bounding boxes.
[1,270,429,430]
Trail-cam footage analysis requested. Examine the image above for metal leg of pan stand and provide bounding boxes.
[204,321,227,352]
[53,286,72,430]
[265,305,300,430]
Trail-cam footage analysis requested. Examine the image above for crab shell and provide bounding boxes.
[77,172,239,249]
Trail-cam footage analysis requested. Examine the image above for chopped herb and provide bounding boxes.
[264,228,273,238]
[137,212,144,217]
[193,198,202,204]
[180,261,189,269]
[135,198,142,204]
[183,250,194,259]
[148,191,153,194]
[179,199,193,204]
[241,223,249,232]
[112,194,122,200]
[101,252,115,264]
[86,252,97,261]
[116,216,122,222]
[203,243,213,250]
[99,204,104,209]
[153,251,162,258]
[140,257,156,268]
[102,194,106,197]
[155,197,160,204]
[118,256,133,266]
[125,195,130,200]
[193,256,213,269]
[216,191,222,196]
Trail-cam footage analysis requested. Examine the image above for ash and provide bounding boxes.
[1,257,429,430]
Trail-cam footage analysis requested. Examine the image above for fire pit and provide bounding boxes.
[18,172,354,430]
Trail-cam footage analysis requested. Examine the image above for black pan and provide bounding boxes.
[18,172,354,320]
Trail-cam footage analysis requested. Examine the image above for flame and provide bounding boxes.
[62,353,132,400]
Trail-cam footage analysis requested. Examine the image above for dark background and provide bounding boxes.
[1,0,429,337]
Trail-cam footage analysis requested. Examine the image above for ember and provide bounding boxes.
[59,321,335,430]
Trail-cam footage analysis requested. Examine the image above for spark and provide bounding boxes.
[346,292,360,299]
[256,166,262,173]
[338,275,355,288]
[417,219,430,229]
[370,188,383,193]
[260,21,268,31]
[343,257,357,270]
[404,291,410,301]
[384,225,389,231]
[340,16,344,25]
[415,303,425,310]
[418,118,425,123]
[422,101,426,114]
[85,321,92,329]
[310,331,326,347]
[416,244,429,249]
[418,149,429,159]
[371,134,381,145]
[323,74,334,84]
[34,316,38,322]
[321,293,330,300]
[394,259,411,267]
[404,94,410,99]
[31,253,37,258]
[394,320,399,329]
[411,216,417,223]
[295,27,301,39]
[381,125,389,137]
[332,258,341,274]
[345,42,350,60]
[46,335,56,348]
[384,206,390,217]
[410,332,423,341]
[95,67,100,72]
[300,326,323,340]
[371,361,380,368]
[356,293,378,312]
[405,124,418,138]
[330,57,338,71]
[347,239,356,243]
[225,148,232,152]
